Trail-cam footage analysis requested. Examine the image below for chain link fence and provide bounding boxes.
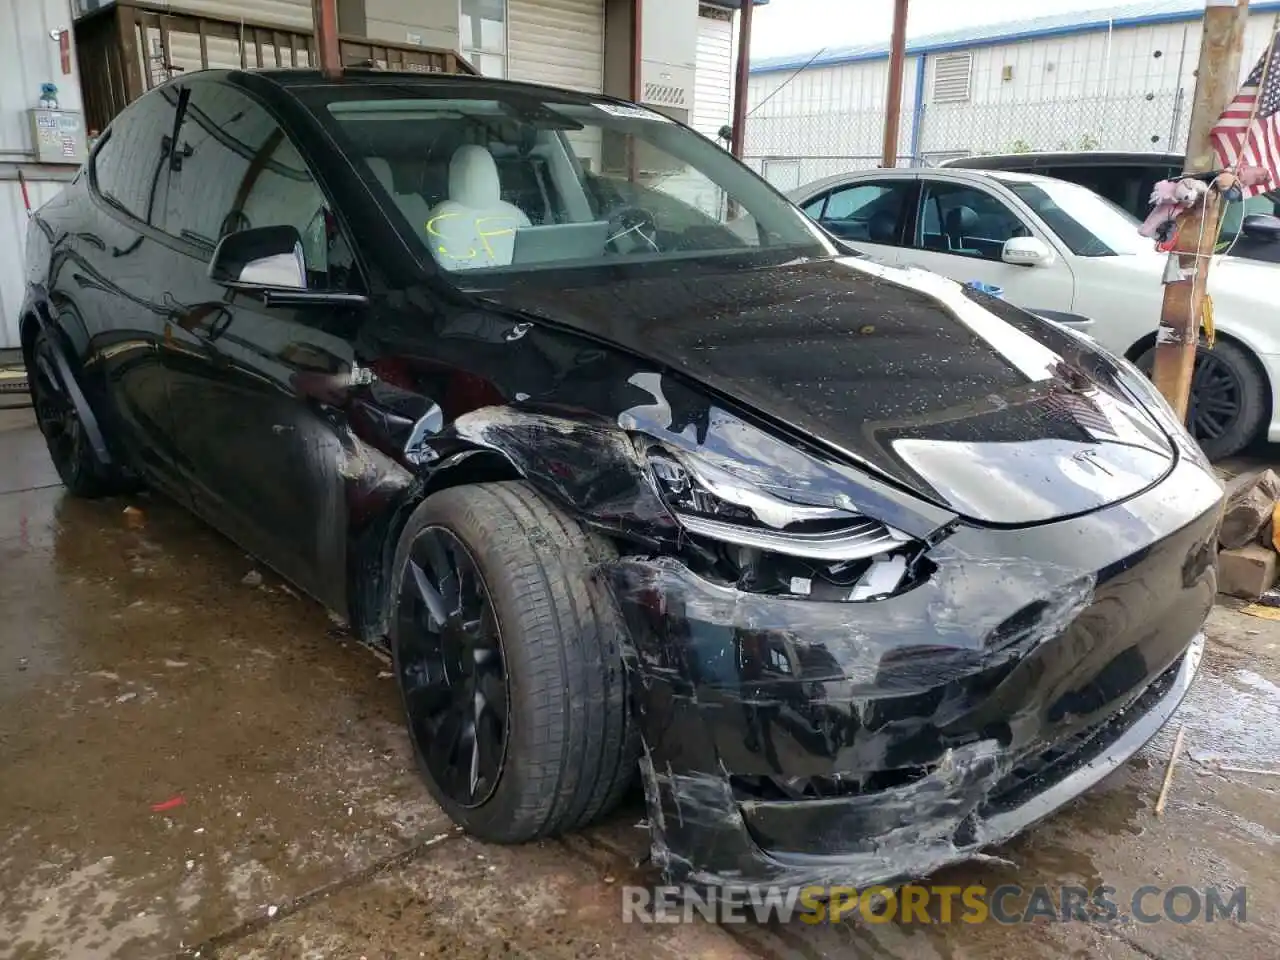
[745,90,1190,190]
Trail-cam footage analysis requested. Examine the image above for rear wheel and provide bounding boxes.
[389,481,638,842]
[27,329,120,498]
[1135,339,1267,461]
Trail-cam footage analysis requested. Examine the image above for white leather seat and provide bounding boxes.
[424,145,530,270]
[365,158,434,243]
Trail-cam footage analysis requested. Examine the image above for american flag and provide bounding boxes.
[1210,34,1280,198]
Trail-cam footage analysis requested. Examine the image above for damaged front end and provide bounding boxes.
[435,361,1220,890]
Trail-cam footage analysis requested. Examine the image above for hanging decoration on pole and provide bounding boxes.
[1147,0,1255,421]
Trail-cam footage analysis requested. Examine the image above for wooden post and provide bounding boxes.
[629,0,644,183]
[729,0,754,159]
[881,0,909,168]
[115,2,145,105]
[312,0,342,78]
[1150,0,1249,418]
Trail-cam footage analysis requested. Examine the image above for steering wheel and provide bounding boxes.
[606,205,660,254]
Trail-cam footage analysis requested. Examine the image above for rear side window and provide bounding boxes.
[91,90,177,224]
[1036,165,1139,214]
[804,181,911,245]
[1025,163,1180,219]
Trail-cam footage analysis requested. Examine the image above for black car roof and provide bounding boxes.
[945,150,1183,169]
[238,68,627,107]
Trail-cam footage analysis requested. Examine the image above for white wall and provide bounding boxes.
[1,0,84,155]
[2,0,86,348]
[365,0,461,51]
[1,176,70,349]
[744,54,921,179]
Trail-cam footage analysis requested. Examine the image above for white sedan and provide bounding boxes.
[789,167,1279,460]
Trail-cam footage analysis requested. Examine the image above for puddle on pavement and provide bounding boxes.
[3,424,1278,960]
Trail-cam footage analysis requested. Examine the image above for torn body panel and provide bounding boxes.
[342,314,1220,889]
[603,449,1220,888]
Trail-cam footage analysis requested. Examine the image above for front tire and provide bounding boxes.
[389,481,638,842]
[1135,339,1267,461]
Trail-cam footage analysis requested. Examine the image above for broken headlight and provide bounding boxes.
[645,445,928,600]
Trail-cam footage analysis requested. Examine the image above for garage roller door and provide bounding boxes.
[507,0,604,94]
[694,8,733,141]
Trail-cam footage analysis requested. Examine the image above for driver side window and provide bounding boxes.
[916,181,1030,261]
[163,80,359,291]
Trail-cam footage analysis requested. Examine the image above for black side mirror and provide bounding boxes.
[1241,213,1280,241]
[208,225,368,308]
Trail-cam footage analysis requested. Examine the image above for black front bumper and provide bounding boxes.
[608,453,1221,889]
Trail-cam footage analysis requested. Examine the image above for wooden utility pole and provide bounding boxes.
[729,0,755,159]
[1150,0,1249,418]
[312,0,343,78]
[881,0,910,167]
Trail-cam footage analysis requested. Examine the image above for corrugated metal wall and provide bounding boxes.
[508,0,604,92]
[745,54,921,173]
[745,8,1280,166]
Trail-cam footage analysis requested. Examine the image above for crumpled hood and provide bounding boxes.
[477,255,1178,525]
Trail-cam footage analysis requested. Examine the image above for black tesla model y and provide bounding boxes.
[21,68,1220,889]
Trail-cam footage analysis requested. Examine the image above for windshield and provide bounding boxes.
[1007,179,1147,257]
[313,87,833,278]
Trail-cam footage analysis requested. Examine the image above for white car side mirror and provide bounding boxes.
[1002,236,1054,267]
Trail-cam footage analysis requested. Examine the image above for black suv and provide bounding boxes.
[943,151,1280,263]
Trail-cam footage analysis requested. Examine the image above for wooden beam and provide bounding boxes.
[312,0,342,77]
[729,0,754,159]
[881,0,909,167]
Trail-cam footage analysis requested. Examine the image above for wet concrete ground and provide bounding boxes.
[1,406,1277,959]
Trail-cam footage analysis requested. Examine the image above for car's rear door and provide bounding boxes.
[155,78,367,608]
[899,175,1076,311]
[74,87,190,501]
[797,177,917,264]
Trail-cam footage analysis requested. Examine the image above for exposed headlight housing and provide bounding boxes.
[643,444,929,601]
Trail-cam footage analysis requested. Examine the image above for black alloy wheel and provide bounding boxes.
[31,335,85,475]
[1136,339,1267,461]
[27,329,119,498]
[389,482,639,844]
[396,526,509,809]
[1185,349,1242,444]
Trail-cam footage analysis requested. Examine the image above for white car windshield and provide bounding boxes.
[1007,179,1148,257]
[317,89,833,277]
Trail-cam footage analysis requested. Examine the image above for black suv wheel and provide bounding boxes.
[1136,339,1267,461]
[389,481,639,841]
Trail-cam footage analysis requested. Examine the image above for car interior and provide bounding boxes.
[803,187,903,243]
[918,191,1030,259]
[331,101,763,271]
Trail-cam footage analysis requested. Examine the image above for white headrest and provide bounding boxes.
[365,157,395,192]
[448,145,502,208]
